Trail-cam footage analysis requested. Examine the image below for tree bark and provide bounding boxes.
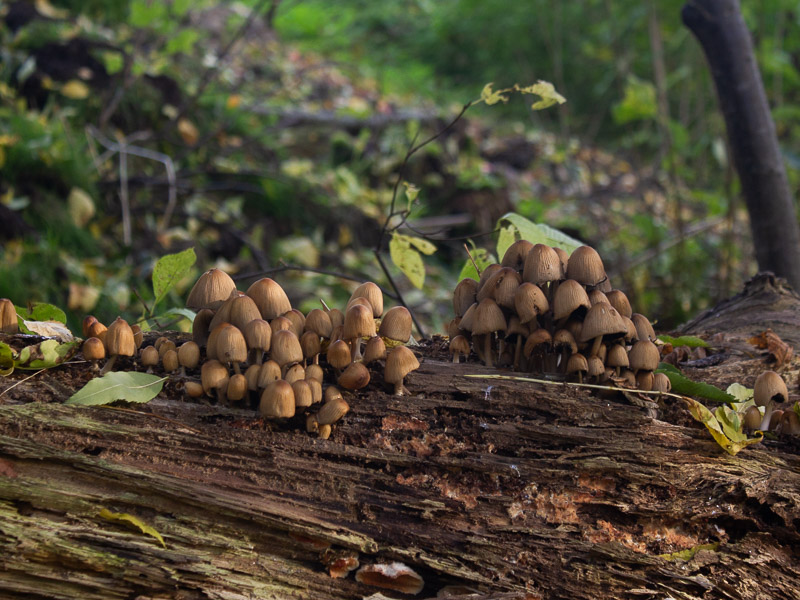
[682,0,800,291]
[1,323,799,598]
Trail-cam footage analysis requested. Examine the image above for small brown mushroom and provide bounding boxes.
[101,317,135,374]
[449,334,470,364]
[385,346,419,396]
[177,341,200,377]
[201,359,230,403]
[259,379,295,419]
[754,370,788,430]
[82,337,106,371]
[186,268,236,311]
[378,306,413,344]
[355,562,424,596]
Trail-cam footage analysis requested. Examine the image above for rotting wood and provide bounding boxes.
[1,282,800,599]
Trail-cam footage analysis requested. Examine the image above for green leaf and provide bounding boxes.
[658,335,710,348]
[458,243,495,281]
[656,363,734,403]
[149,307,197,326]
[612,75,657,124]
[0,342,16,375]
[715,405,745,441]
[497,213,583,254]
[479,83,511,106]
[15,302,67,324]
[659,542,720,561]
[684,397,763,455]
[14,339,79,370]
[496,224,518,263]
[389,232,426,289]
[66,372,167,406]
[152,247,196,308]
[518,80,567,110]
[99,508,166,548]
[726,383,753,403]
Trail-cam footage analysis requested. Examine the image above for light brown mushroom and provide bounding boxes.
[259,379,295,419]
[186,268,236,311]
[385,346,420,396]
[246,277,292,320]
[101,317,135,374]
[755,370,788,430]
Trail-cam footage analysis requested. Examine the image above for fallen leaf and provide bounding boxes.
[748,329,793,367]
[99,508,166,548]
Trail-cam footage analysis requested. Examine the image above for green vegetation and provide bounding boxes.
[2,0,799,333]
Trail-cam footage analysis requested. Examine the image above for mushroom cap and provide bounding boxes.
[243,318,272,353]
[566,353,588,376]
[505,315,528,339]
[246,278,292,320]
[283,309,306,337]
[139,345,159,368]
[587,355,605,378]
[522,244,562,286]
[305,308,333,339]
[131,324,143,350]
[606,290,632,319]
[553,247,569,276]
[270,316,294,335]
[284,363,306,385]
[300,331,322,361]
[631,313,656,342]
[378,306,412,343]
[514,283,549,324]
[362,336,387,364]
[327,339,352,370]
[305,363,324,384]
[105,317,135,357]
[338,361,371,390]
[317,396,350,425]
[579,302,626,344]
[82,337,106,362]
[216,325,248,365]
[244,364,261,391]
[552,279,591,321]
[271,329,303,367]
[292,380,313,408]
[259,379,295,419]
[208,290,247,332]
[349,282,384,318]
[476,263,502,295]
[186,268,237,311]
[82,315,98,338]
[553,329,577,354]
[449,334,470,358]
[458,303,478,332]
[567,246,606,287]
[588,289,609,306]
[177,341,200,369]
[327,308,344,330]
[500,239,534,271]
[226,295,262,332]
[471,298,506,336]
[628,339,660,373]
[256,360,281,388]
[484,267,521,310]
[523,328,552,358]
[206,321,232,361]
[343,303,376,341]
[453,278,478,317]
[192,308,215,347]
[384,346,420,384]
[201,359,229,395]
[605,343,629,369]
[355,562,424,596]
[226,373,248,402]
[754,370,788,407]
[652,372,672,393]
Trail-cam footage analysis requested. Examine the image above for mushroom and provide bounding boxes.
[82,315,98,338]
[652,372,671,393]
[343,303,376,361]
[385,346,420,396]
[587,355,605,382]
[82,337,106,371]
[227,373,248,403]
[579,302,626,358]
[523,328,552,373]
[131,324,143,350]
[140,345,159,373]
[452,278,478,317]
[270,315,294,335]
[566,353,588,384]
[284,363,306,385]
[552,279,591,326]
[292,380,313,410]
[201,359,230,403]
[192,308,215,347]
[628,339,660,377]
[327,339,352,372]
[349,281,384,318]
[449,334,470,364]
[552,328,577,372]
[162,349,179,373]
[605,343,629,378]
[631,313,656,342]
[305,363,324,383]
[259,379,295,419]
[378,306,413,344]
[88,321,108,344]
[754,370,788,430]
[283,309,306,337]
[300,331,322,365]
[471,298,506,368]
[246,277,292,320]
[355,562,424,596]
[338,361,370,391]
[606,290,632,319]
[305,308,333,339]
[566,245,606,288]
[514,282,549,326]
[183,381,204,399]
[216,325,248,374]
[186,268,237,311]
[317,396,350,426]
[271,329,304,376]
[101,317,135,374]
[477,266,521,310]
[522,244,562,298]
[243,318,272,365]
[500,239,534,270]
[362,336,387,365]
[226,294,262,332]
[588,289,609,306]
[742,405,762,431]
[257,360,281,388]
[177,341,200,377]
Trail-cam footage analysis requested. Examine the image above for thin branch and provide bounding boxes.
[0,370,45,400]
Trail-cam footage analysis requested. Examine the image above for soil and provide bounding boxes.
[0,273,799,600]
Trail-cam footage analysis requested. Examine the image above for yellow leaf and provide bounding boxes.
[68,187,95,227]
[389,232,426,289]
[177,118,199,145]
[35,0,69,18]
[0,134,20,146]
[659,542,720,561]
[61,80,90,100]
[99,508,166,548]
[405,234,436,255]
[518,80,567,110]
[480,82,510,106]
[684,397,763,455]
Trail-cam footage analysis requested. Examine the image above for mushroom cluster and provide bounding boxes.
[80,315,143,375]
[180,269,420,437]
[742,370,800,435]
[447,242,669,391]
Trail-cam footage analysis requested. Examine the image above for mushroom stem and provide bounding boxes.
[350,338,363,361]
[216,384,228,405]
[513,340,522,371]
[759,401,775,430]
[393,379,405,396]
[232,362,242,375]
[484,333,493,368]
[100,355,118,376]
[589,336,603,358]
[452,353,460,364]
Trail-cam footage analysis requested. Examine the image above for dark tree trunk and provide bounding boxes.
[682,0,800,291]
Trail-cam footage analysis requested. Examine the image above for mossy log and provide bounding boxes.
[1,277,800,599]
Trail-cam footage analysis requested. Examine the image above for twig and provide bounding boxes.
[463,243,482,277]
[0,370,45,399]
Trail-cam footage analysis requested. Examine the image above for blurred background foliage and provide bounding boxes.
[1,0,798,335]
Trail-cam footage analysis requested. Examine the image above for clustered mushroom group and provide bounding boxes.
[122,268,421,438]
[447,242,669,391]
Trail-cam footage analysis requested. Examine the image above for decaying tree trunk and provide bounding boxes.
[683,0,800,291]
[1,279,800,599]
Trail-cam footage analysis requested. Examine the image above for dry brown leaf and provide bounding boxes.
[748,328,793,367]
